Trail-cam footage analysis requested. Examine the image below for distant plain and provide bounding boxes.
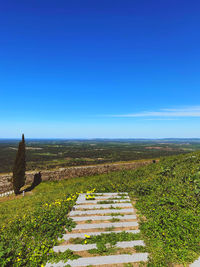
[1,138,200,174]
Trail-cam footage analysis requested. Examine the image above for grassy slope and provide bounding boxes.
[1,151,200,265]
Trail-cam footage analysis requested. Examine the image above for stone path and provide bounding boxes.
[46,192,149,266]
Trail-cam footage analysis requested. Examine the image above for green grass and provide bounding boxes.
[105,226,115,231]
[109,217,120,222]
[109,205,122,210]
[97,200,115,204]
[134,246,148,253]
[70,231,142,244]
[109,212,124,217]
[85,219,92,223]
[88,246,117,255]
[2,151,200,265]
[0,194,78,266]
[118,193,128,197]
[110,196,127,200]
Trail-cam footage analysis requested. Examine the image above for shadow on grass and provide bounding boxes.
[23,172,42,193]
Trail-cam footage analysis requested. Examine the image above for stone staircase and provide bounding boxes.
[46,192,149,266]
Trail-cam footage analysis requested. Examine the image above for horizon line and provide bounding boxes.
[1,137,200,140]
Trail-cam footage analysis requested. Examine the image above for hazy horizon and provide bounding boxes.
[1,137,200,141]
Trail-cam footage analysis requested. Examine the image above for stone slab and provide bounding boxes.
[69,208,134,216]
[70,214,136,221]
[53,243,96,252]
[78,199,130,205]
[60,229,140,241]
[53,240,145,252]
[74,221,138,230]
[94,195,130,200]
[46,253,149,266]
[76,193,130,204]
[74,203,132,210]
[76,194,86,204]
[94,193,128,195]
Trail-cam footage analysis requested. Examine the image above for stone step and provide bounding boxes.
[54,243,95,252]
[76,194,87,204]
[74,203,132,210]
[76,193,129,204]
[46,253,149,266]
[53,240,145,252]
[95,196,130,200]
[69,214,136,222]
[74,221,138,230]
[94,193,128,195]
[60,229,140,241]
[77,199,130,205]
[69,208,134,216]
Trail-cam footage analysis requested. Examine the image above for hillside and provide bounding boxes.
[1,151,200,265]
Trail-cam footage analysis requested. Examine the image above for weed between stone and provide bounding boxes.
[105,226,115,231]
[70,231,141,245]
[109,212,124,217]
[109,205,122,210]
[134,245,148,253]
[48,249,80,264]
[97,200,115,204]
[109,217,120,222]
[85,220,92,223]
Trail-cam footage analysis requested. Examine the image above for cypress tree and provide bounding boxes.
[12,134,26,195]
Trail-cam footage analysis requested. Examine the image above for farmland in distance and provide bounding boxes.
[0,138,200,174]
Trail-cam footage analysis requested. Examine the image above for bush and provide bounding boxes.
[0,194,78,266]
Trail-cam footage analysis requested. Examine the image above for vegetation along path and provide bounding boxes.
[46,192,148,266]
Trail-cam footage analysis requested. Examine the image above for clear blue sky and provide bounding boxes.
[1,0,200,138]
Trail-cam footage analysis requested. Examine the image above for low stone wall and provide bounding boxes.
[0,160,153,194]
